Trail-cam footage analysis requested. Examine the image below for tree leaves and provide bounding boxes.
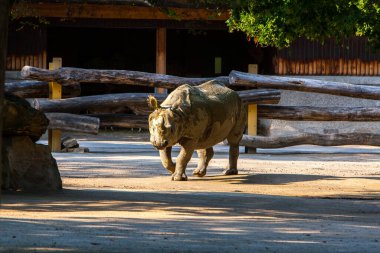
[224,0,380,48]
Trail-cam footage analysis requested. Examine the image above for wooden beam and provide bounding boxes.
[27,90,279,115]
[88,114,148,129]
[45,113,99,134]
[5,80,81,98]
[13,3,229,21]
[48,58,62,152]
[27,93,168,113]
[237,89,281,105]
[156,27,167,94]
[126,89,281,115]
[258,105,380,121]
[246,64,258,154]
[21,66,229,88]
[240,133,380,149]
[229,70,380,100]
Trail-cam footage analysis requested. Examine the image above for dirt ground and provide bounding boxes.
[1,131,380,252]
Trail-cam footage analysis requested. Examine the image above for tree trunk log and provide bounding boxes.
[238,89,280,104]
[27,89,278,115]
[45,113,99,134]
[258,105,380,121]
[21,66,229,88]
[240,133,380,148]
[27,93,167,113]
[5,80,81,98]
[230,70,380,100]
[124,90,280,115]
[88,114,148,129]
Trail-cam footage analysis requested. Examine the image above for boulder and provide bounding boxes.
[61,136,79,149]
[1,136,62,191]
[3,93,49,142]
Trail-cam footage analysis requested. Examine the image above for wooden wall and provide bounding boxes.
[276,37,380,76]
[6,26,47,70]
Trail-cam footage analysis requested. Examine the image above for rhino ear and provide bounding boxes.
[171,89,191,116]
[147,95,158,110]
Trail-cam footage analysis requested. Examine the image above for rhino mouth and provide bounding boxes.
[152,140,169,150]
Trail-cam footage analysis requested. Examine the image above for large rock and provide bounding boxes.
[1,136,62,191]
[3,93,49,142]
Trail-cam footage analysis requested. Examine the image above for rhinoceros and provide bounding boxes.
[148,80,246,181]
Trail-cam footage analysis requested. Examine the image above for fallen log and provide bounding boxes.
[27,93,168,113]
[238,89,280,104]
[258,105,380,121]
[27,89,279,114]
[21,66,229,88]
[45,113,99,134]
[240,133,380,148]
[5,80,81,98]
[229,70,380,100]
[126,89,281,115]
[88,114,148,129]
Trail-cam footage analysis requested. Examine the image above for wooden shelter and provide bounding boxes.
[276,37,380,76]
[6,0,274,82]
[8,1,380,78]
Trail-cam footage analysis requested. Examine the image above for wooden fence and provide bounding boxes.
[15,64,380,151]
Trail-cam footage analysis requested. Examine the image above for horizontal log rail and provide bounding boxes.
[27,93,168,113]
[238,89,280,104]
[21,66,228,88]
[5,80,81,98]
[22,66,380,102]
[258,105,380,121]
[88,114,149,129]
[45,113,100,134]
[240,133,380,149]
[27,89,280,114]
[230,70,380,100]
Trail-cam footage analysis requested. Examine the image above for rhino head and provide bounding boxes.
[148,96,182,150]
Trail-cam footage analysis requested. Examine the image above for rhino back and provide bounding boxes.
[194,81,239,119]
[161,80,243,148]
[178,81,242,148]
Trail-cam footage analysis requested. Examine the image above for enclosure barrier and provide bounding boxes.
[19,65,380,150]
[45,113,99,135]
[48,58,63,151]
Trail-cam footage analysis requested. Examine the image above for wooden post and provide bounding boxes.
[48,57,62,152]
[246,64,258,154]
[156,27,167,94]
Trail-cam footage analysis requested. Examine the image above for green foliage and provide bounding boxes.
[225,0,380,48]
[149,0,380,49]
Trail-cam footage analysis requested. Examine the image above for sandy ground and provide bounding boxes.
[1,131,380,252]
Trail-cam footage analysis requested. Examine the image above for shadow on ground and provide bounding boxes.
[192,174,380,185]
[1,189,380,252]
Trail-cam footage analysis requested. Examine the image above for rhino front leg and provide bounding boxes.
[223,144,239,175]
[193,147,214,177]
[159,146,176,174]
[172,143,196,181]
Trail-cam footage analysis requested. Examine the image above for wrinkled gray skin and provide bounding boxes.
[148,80,247,181]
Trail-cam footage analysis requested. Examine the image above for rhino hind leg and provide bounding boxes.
[223,144,239,175]
[223,121,245,176]
[193,147,214,177]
